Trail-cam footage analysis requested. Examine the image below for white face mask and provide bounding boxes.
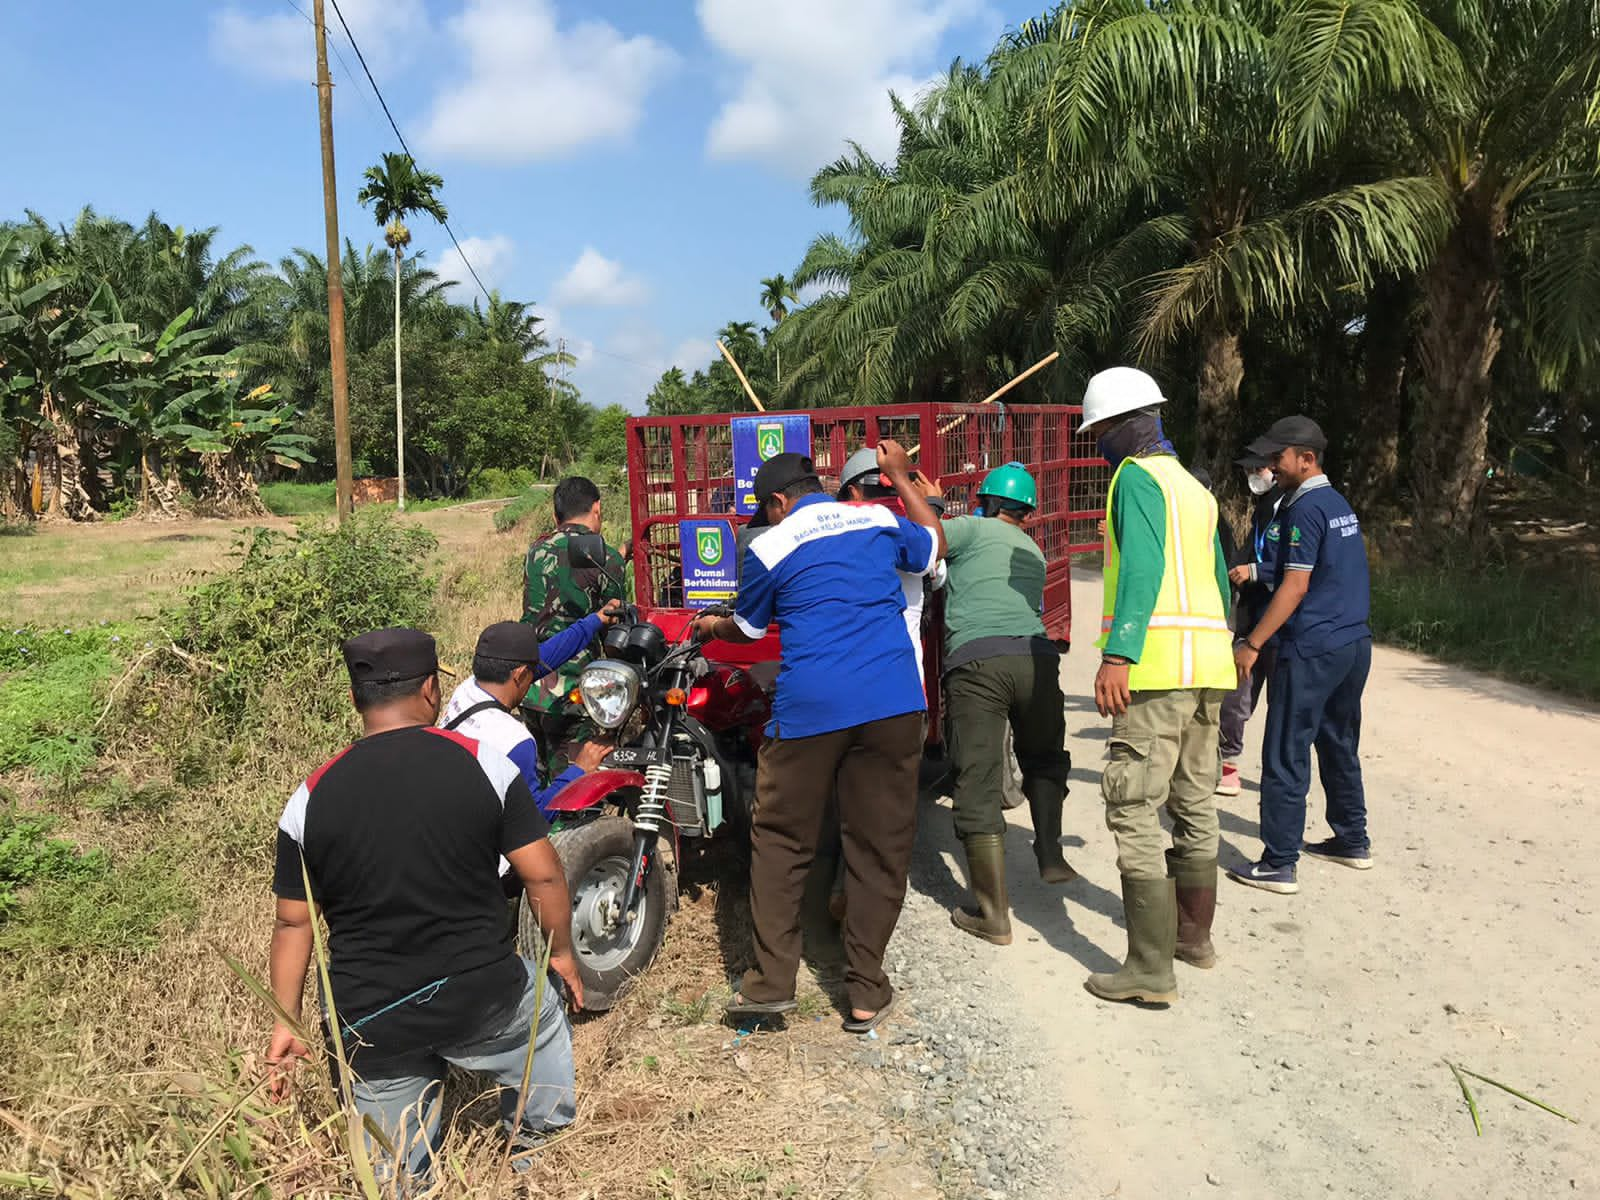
[1246,470,1275,496]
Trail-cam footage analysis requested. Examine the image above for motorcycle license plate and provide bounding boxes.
[606,746,670,768]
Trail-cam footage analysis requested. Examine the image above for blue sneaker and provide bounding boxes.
[1303,839,1373,870]
[1227,860,1299,894]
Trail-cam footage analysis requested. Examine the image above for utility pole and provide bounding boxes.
[314,0,354,522]
[555,338,574,463]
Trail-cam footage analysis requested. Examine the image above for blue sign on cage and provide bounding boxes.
[731,414,812,517]
[678,519,739,609]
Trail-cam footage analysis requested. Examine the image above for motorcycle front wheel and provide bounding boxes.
[517,814,675,1012]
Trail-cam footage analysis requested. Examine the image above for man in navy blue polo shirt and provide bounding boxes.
[693,441,944,1033]
[1227,416,1373,895]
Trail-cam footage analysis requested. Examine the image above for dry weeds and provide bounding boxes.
[0,508,918,1198]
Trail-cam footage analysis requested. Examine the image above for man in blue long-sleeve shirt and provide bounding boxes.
[442,611,621,821]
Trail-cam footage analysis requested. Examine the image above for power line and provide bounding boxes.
[325,0,493,304]
[277,1,408,178]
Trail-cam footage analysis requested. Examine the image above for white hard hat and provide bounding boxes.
[1080,367,1165,434]
[838,447,882,494]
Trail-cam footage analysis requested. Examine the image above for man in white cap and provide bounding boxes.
[1078,368,1235,1005]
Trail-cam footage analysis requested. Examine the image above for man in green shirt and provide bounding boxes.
[1083,367,1235,1007]
[940,463,1076,946]
[521,476,627,778]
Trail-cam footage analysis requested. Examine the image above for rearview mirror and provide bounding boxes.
[566,532,607,569]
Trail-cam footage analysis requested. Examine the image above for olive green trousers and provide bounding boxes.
[945,654,1072,839]
[1102,688,1225,881]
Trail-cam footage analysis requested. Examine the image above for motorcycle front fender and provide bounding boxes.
[544,768,647,814]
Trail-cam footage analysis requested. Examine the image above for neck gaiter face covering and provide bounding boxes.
[1097,412,1175,467]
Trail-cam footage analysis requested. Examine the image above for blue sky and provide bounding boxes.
[3,0,1039,411]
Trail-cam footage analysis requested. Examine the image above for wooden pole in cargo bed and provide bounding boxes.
[716,340,766,412]
[906,350,1060,458]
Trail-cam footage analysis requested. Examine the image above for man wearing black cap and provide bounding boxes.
[265,627,581,1179]
[442,612,622,819]
[1217,454,1286,797]
[691,441,945,1033]
[1228,417,1373,895]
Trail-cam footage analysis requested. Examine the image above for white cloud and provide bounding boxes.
[549,323,717,413]
[210,0,428,83]
[669,338,715,374]
[794,279,839,306]
[552,247,649,308]
[698,0,986,176]
[434,234,515,294]
[536,307,596,367]
[419,0,677,162]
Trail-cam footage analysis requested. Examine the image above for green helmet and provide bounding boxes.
[977,462,1037,509]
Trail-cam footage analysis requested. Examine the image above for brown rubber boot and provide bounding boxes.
[1167,850,1218,969]
[951,833,1012,945]
[1084,876,1178,1004]
[1025,779,1077,884]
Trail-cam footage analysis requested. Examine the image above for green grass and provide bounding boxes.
[0,624,133,779]
[259,480,336,516]
[492,486,553,533]
[1370,555,1600,701]
[0,850,195,953]
[0,539,171,591]
[261,479,524,517]
[0,806,107,918]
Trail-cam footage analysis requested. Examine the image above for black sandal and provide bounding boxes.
[726,993,798,1019]
[841,990,894,1034]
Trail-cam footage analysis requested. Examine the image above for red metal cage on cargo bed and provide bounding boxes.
[623,403,1108,644]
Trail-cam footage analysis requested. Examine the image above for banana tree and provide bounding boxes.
[92,308,226,515]
[183,384,314,516]
[0,230,139,519]
[356,153,449,510]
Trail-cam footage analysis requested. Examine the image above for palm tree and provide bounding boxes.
[759,274,796,326]
[779,57,1173,411]
[356,152,449,510]
[1274,0,1600,534]
[258,242,448,421]
[759,274,798,383]
[470,290,548,357]
[993,0,1460,486]
[646,366,695,416]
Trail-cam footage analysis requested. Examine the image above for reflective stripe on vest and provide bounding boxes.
[1096,456,1236,691]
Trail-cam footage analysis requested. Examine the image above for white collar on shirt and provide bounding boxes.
[1282,473,1332,508]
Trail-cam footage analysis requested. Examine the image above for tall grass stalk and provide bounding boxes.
[495,918,554,1191]
[299,855,383,1199]
[1444,1059,1579,1135]
[1446,1060,1483,1136]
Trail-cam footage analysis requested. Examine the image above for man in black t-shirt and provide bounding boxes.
[265,627,580,1180]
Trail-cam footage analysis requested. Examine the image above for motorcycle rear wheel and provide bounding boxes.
[517,815,675,1012]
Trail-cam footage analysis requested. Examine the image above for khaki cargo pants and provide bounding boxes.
[1103,688,1226,880]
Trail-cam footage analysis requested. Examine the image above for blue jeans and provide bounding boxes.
[350,958,576,1181]
[1259,638,1371,868]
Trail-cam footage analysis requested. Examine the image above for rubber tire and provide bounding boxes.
[517,815,674,1012]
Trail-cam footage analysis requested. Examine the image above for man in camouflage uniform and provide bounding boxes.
[521,476,628,778]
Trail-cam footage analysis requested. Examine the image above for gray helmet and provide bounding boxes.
[838,447,881,495]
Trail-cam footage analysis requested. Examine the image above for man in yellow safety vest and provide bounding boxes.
[1079,367,1236,1006]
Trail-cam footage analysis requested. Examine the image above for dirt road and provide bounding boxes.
[913,571,1599,1200]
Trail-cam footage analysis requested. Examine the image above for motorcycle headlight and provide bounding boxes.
[578,660,641,730]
